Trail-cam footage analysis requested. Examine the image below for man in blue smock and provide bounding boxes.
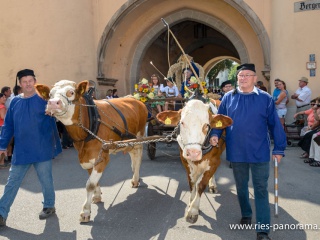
[0,69,62,227]
[209,63,286,240]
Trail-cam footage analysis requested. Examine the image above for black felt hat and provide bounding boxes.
[220,80,232,89]
[236,63,256,73]
[15,69,35,87]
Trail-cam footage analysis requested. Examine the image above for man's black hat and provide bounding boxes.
[15,69,35,87]
[17,69,35,79]
[236,63,256,73]
[220,80,232,89]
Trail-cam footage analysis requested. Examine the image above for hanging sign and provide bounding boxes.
[294,1,320,12]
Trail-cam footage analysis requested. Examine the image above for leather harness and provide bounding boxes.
[81,91,135,142]
[103,100,136,140]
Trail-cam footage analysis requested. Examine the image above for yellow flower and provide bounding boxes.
[140,97,147,102]
[201,81,206,86]
[143,88,149,93]
[203,88,208,94]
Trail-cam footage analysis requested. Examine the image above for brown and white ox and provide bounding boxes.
[157,100,232,223]
[36,80,148,223]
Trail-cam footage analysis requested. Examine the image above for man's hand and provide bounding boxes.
[210,136,219,146]
[0,149,7,157]
[272,155,283,163]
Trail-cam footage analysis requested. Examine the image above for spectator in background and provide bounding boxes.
[274,80,288,128]
[308,102,320,167]
[294,99,317,137]
[291,77,312,125]
[0,93,6,129]
[106,89,113,99]
[3,86,21,165]
[256,81,267,92]
[1,87,12,109]
[272,78,281,101]
[0,93,8,168]
[298,97,320,160]
[273,78,289,105]
[13,85,22,96]
[219,80,233,100]
[112,89,119,98]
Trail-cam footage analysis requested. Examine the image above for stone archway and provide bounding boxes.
[129,9,249,88]
[97,0,271,90]
[203,56,241,76]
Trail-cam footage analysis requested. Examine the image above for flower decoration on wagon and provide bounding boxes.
[133,78,155,102]
[184,76,208,98]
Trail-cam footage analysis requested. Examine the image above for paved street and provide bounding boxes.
[0,142,319,240]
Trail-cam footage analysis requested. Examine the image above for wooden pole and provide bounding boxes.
[161,18,204,93]
[274,158,279,217]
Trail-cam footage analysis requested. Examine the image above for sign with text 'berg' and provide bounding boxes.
[295,0,320,12]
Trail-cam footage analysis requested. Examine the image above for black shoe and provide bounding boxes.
[257,232,271,240]
[240,217,252,225]
[0,215,6,227]
[39,207,56,219]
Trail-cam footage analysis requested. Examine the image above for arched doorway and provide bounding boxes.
[97,0,270,95]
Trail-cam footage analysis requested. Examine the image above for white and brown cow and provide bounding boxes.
[36,80,148,223]
[157,99,232,223]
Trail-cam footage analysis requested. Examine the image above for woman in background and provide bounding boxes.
[274,80,288,128]
[0,93,9,168]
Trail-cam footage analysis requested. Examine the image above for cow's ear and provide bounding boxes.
[76,80,89,97]
[156,110,181,126]
[35,84,51,101]
[210,98,221,108]
[209,114,233,129]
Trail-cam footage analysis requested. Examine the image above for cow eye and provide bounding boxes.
[66,90,75,98]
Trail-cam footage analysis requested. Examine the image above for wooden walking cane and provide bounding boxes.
[274,158,279,217]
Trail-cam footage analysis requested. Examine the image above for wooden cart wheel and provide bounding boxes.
[147,122,156,160]
[147,142,156,160]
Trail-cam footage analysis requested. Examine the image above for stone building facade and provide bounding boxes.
[1,0,319,119]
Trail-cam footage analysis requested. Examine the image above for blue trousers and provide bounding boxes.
[232,162,270,233]
[0,160,55,219]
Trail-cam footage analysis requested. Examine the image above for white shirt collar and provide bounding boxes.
[237,86,259,95]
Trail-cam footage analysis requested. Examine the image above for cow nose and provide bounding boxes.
[186,148,202,160]
[48,99,62,108]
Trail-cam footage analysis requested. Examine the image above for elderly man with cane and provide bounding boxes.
[210,63,286,240]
